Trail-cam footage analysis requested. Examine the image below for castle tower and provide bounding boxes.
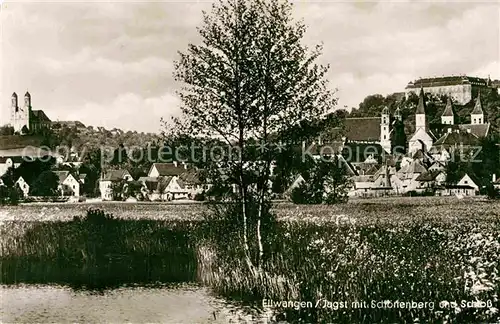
[470,92,484,125]
[415,88,427,132]
[441,96,454,125]
[380,106,391,153]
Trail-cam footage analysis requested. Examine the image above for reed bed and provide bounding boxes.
[1,199,499,322]
[1,209,199,288]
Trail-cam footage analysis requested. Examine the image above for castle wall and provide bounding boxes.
[405,84,472,105]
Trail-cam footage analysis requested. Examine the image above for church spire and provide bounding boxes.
[470,92,484,125]
[441,96,454,125]
[442,97,454,117]
[416,87,426,114]
[471,92,483,115]
[415,87,427,132]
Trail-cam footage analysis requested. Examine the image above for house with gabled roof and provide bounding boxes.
[53,171,82,197]
[99,169,133,201]
[428,161,445,172]
[0,156,25,177]
[415,170,446,191]
[15,176,31,197]
[148,162,187,178]
[398,159,428,192]
[437,173,479,197]
[349,175,375,198]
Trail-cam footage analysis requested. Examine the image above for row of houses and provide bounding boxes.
[10,169,86,199]
[99,162,205,201]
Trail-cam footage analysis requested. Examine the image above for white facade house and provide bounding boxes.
[456,174,479,193]
[437,173,479,197]
[0,157,23,177]
[142,163,205,200]
[99,169,133,201]
[53,171,82,197]
[15,176,30,197]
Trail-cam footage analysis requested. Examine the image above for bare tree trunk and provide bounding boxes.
[256,193,264,269]
[239,173,254,273]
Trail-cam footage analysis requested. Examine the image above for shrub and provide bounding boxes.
[485,184,500,200]
[75,208,115,223]
[290,181,322,204]
[193,192,205,201]
[0,185,20,205]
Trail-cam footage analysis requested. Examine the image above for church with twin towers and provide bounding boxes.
[8,92,52,134]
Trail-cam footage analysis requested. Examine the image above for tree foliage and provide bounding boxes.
[30,170,59,196]
[173,0,337,270]
[291,155,351,204]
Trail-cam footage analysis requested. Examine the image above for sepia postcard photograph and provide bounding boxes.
[0,0,499,323]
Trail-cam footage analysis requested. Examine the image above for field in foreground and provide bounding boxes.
[1,197,499,323]
[0,196,494,222]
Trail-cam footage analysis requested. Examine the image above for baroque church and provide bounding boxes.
[328,86,490,168]
[408,88,490,155]
[9,92,51,134]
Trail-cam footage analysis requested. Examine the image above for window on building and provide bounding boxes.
[479,118,482,124]
[384,135,386,140]
[474,119,476,124]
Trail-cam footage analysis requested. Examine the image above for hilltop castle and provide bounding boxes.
[405,75,500,105]
[9,92,51,134]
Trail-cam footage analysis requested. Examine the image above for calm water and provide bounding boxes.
[0,218,272,323]
[1,284,265,323]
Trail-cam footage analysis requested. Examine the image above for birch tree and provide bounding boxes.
[173,0,336,271]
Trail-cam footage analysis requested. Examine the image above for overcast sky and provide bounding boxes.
[1,0,498,132]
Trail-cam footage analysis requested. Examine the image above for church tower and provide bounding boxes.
[441,96,454,125]
[11,92,18,111]
[24,91,31,109]
[391,106,406,155]
[408,88,433,155]
[11,91,31,134]
[380,106,391,153]
[470,92,484,125]
[394,106,402,122]
[415,88,427,132]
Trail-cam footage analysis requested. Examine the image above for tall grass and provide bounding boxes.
[197,202,500,323]
[1,209,199,289]
[1,202,499,322]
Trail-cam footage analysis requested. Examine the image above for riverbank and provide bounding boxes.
[1,199,499,322]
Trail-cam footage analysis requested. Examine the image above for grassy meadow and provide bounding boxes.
[1,197,499,322]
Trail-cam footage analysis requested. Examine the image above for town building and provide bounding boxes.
[99,169,134,201]
[141,162,204,200]
[53,171,82,197]
[436,173,479,197]
[15,176,31,197]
